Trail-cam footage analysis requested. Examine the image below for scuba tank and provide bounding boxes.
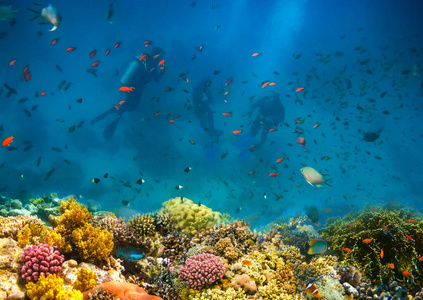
[120,55,144,86]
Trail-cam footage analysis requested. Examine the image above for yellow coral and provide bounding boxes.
[0,215,43,239]
[71,223,114,262]
[128,213,156,237]
[72,268,97,292]
[55,198,92,236]
[258,279,295,300]
[162,197,224,236]
[180,287,246,300]
[26,274,83,300]
[17,223,69,252]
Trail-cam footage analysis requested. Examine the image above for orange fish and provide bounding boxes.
[113,105,119,110]
[276,158,284,163]
[362,239,372,244]
[158,59,165,66]
[387,263,395,269]
[269,128,277,132]
[139,54,149,60]
[51,38,59,45]
[380,249,384,258]
[262,81,269,88]
[114,42,121,48]
[169,120,175,124]
[233,130,242,134]
[225,77,233,86]
[372,279,377,283]
[269,82,276,86]
[154,112,160,118]
[242,259,253,266]
[66,47,76,52]
[418,256,423,262]
[224,91,230,96]
[304,283,324,298]
[380,223,388,234]
[405,233,413,240]
[252,53,260,57]
[189,140,195,145]
[297,137,306,146]
[2,136,14,147]
[248,170,254,175]
[105,49,111,55]
[222,112,231,117]
[343,248,352,253]
[40,91,46,96]
[144,40,153,47]
[348,223,353,228]
[24,71,31,82]
[296,87,304,92]
[89,49,97,59]
[91,61,100,67]
[269,173,279,177]
[118,100,125,105]
[403,271,412,276]
[119,86,135,92]
[9,59,16,66]
[407,219,416,223]
[313,123,320,129]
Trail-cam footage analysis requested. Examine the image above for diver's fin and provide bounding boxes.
[90,107,115,125]
[49,25,57,31]
[103,117,120,139]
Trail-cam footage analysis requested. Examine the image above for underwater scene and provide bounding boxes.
[0,0,423,299]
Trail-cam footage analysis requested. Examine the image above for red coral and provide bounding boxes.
[20,244,65,282]
[178,253,225,289]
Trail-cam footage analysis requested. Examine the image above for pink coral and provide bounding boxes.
[20,244,65,282]
[178,253,225,289]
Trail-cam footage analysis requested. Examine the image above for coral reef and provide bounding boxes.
[319,203,423,288]
[128,213,157,237]
[0,238,25,299]
[0,215,43,239]
[162,197,225,236]
[233,274,257,294]
[17,223,68,251]
[72,268,97,292]
[71,224,114,263]
[178,253,225,289]
[55,197,92,237]
[159,233,192,263]
[25,274,83,300]
[82,282,163,300]
[21,244,65,282]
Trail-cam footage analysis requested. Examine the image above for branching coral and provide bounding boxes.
[55,197,92,236]
[71,224,114,263]
[0,215,43,240]
[26,274,83,300]
[319,203,423,288]
[72,268,97,292]
[17,223,69,252]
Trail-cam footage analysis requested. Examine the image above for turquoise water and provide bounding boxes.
[0,0,422,227]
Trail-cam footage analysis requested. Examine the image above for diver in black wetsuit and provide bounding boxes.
[90,47,165,139]
[248,92,285,148]
[192,79,223,140]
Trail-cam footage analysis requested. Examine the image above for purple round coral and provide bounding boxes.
[178,253,225,289]
[20,244,65,282]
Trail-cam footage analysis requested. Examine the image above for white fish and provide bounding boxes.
[300,166,331,188]
[28,3,61,31]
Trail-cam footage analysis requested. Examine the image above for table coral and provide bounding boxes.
[21,244,65,282]
[162,197,223,236]
[26,274,83,300]
[71,224,114,263]
[178,253,225,289]
[319,204,423,288]
[82,281,163,300]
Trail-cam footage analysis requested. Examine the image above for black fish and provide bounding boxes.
[36,156,41,167]
[104,173,108,178]
[76,98,82,103]
[213,70,220,75]
[123,181,132,188]
[136,179,145,185]
[64,82,72,91]
[122,200,130,207]
[23,109,32,117]
[175,185,183,190]
[18,97,29,103]
[44,168,55,181]
[52,147,62,152]
[86,68,97,77]
[23,144,33,152]
[92,178,100,184]
[56,65,62,71]
[184,167,191,173]
[4,83,17,97]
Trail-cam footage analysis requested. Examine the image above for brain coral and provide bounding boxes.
[162,197,224,236]
[178,253,225,289]
[21,244,65,282]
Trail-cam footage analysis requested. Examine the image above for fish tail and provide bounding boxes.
[49,25,58,31]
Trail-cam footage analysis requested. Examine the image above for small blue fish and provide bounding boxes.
[116,247,144,261]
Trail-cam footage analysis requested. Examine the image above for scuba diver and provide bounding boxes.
[91,46,165,139]
[247,92,285,149]
[192,79,223,141]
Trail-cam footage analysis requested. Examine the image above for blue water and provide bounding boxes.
[1,0,422,227]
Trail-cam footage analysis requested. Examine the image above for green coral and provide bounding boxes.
[26,274,83,300]
[319,203,423,288]
[72,268,97,292]
[72,223,114,262]
[162,197,226,236]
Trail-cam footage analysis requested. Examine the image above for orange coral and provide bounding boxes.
[82,282,163,300]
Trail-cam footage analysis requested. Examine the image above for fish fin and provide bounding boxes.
[27,8,40,14]
[49,25,58,31]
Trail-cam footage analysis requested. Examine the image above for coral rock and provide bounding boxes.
[82,282,163,300]
[233,274,257,294]
[0,238,25,299]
